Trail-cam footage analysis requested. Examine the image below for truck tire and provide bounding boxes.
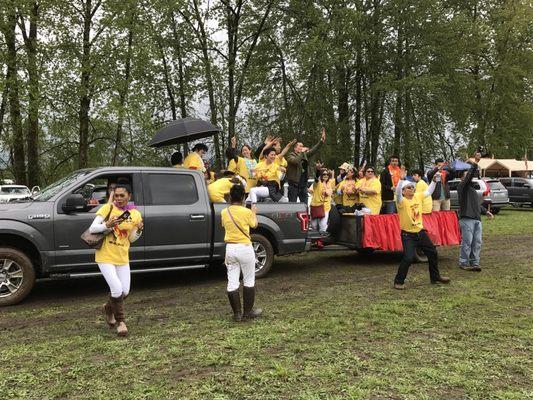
[413,248,428,263]
[0,247,36,306]
[251,234,274,279]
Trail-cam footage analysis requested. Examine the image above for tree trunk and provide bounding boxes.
[192,0,221,167]
[336,65,351,164]
[25,1,40,186]
[78,0,94,169]
[112,9,135,166]
[354,51,362,167]
[157,39,177,121]
[2,2,26,184]
[0,73,8,139]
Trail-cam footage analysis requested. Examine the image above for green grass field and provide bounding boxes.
[1,209,532,399]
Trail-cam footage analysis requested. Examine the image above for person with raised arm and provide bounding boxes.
[226,136,258,193]
[457,152,494,271]
[393,170,450,290]
[286,128,326,203]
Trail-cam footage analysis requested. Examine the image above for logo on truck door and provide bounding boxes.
[28,214,51,220]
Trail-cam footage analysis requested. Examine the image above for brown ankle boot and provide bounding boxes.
[102,296,116,327]
[227,290,242,322]
[243,286,262,319]
[431,276,451,284]
[110,296,128,336]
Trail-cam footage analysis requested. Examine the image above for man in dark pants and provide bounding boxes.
[393,171,451,290]
[458,152,494,271]
[380,155,401,214]
[286,128,326,203]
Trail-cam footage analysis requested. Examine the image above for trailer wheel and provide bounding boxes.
[413,248,428,263]
[0,247,36,306]
[251,234,274,279]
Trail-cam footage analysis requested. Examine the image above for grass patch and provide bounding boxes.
[1,211,532,399]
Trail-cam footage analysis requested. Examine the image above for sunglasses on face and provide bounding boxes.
[366,170,375,174]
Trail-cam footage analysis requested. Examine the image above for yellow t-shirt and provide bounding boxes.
[208,178,234,203]
[221,205,258,244]
[254,161,280,185]
[275,156,287,181]
[95,204,142,265]
[337,179,358,207]
[183,152,205,171]
[227,156,257,192]
[310,181,332,212]
[356,178,382,215]
[416,180,433,214]
[396,192,426,233]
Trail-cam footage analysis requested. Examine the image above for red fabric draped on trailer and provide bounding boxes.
[361,211,461,251]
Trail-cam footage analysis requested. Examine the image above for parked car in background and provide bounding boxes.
[0,185,32,203]
[448,178,509,214]
[498,177,533,207]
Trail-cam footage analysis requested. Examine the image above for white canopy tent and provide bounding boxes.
[468,158,532,177]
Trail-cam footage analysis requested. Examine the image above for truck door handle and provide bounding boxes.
[190,214,205,221]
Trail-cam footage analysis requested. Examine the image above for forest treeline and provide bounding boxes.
[0,0,531,186]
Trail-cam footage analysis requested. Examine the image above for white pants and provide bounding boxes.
[246,186,270,203]
[311,213,329,232]
[225,243,255,292]
[98,263,131,298]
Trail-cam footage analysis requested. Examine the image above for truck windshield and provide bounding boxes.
[33,170,93,201]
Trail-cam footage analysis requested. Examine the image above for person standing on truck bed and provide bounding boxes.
[427,158,455,211]
[411,170,433,215]
[226,136,258,193]
[221,184,262,322]
[183,143,208,172]
[286,128,326,203]
[380,155,402,214]
[246,147,285,203]
[356,166,382,215]
[336,166,359,213]
[393,172,451,290]
[457,152,494,272]
[88,184,143,336]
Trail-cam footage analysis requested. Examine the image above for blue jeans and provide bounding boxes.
[382,201,397,214]
[459,218,482,266]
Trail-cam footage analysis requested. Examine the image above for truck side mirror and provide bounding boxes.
[31,186,40,195]
[62,194,86,213]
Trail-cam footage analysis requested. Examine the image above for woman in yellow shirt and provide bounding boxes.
[208,174,245,202]
[356,166,382,215]
[336,167,359,213]
[88,184,143,336]
[226,136,258,192]
[309,169,333,234]
[246,148,285,203]
[221,184,262,321]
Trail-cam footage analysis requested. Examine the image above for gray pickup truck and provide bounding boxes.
[0,167,311,306]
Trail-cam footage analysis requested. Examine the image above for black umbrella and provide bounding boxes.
[148,117,220,148]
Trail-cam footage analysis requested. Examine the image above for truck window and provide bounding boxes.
[146,174,198,205]
[71,174,134,210]
[514,179,526,188]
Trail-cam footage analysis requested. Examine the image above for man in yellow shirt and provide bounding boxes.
[183,143,208,171]
[221,184,262,321]
[393,172,451,290]
[411,170,433,214]
[356,166,382,214]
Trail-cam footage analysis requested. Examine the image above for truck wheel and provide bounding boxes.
[0,247,36,306]
[251,234,274,279]
[413,248,428,263]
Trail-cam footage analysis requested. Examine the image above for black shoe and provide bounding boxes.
[227,290,242,322]
[242,286,262,319]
